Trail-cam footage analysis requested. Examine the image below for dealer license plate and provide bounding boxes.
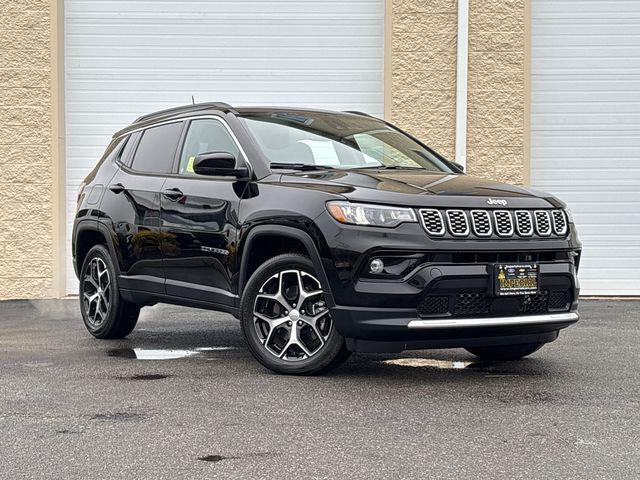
[494,264,539,296]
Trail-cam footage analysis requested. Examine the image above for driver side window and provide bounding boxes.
[179,119,240,175]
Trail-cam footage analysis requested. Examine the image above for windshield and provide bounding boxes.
[239,111,454,173]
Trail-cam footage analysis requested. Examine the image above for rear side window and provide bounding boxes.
[130,122,183,173]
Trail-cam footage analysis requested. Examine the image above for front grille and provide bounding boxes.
[470,210,492,236]
[551,210,568,235]
[493,210,514,237]
[549,290,570,310]
[446,210,469,236]
[534,210,552,236]
[515,210,533,236]
[454,292,492,316]
[417,296,449,316]
[418,209,445,236]
[417,290,571,319]
[417,208,568,239]
[521,291,549,314]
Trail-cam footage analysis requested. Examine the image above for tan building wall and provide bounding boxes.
[388,0,527,184]
[0,0,58,299]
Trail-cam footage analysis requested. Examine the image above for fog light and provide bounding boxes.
[369,258,385,274]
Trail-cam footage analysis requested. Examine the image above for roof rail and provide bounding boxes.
[343,110,375,118]
[134,102,236,123]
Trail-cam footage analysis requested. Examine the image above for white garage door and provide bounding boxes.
[65,0,384,293]
[531,0,640,295]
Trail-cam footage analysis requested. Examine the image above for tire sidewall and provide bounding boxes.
[79,244,124,337]
[240,254,346,375]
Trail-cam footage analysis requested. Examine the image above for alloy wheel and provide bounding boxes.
[82,257,111,327]
[253,269,332,361]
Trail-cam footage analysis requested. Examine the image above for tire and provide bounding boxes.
[240,253,351,375]
[465,342,544,361]
[79,244,140,339]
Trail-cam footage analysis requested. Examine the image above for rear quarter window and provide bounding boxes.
[116,131,141,166]
[130,122,183,174]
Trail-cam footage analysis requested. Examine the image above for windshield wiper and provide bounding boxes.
[352,165,424,170]
[270,162,334,171]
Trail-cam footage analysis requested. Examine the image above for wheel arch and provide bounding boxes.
[74,220,123,278]
[238,225,334,306]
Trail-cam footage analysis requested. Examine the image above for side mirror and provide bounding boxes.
[193,152,250,179]
[450,161,465,173]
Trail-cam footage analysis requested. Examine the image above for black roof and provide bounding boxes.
[115,102,376,138]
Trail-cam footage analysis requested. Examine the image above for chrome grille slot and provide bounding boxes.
[551,210,568,235]
[534,210,552,236]
[493,210,514,237]
[470,210,492,237]
[418,209,445,236]
[515,210,533,236]
[446,210,469,236]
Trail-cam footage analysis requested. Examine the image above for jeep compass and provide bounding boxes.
[73,102,580,374]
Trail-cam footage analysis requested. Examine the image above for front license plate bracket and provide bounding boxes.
[493,264,539,297]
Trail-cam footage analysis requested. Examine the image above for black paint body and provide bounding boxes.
[73,105,581,352]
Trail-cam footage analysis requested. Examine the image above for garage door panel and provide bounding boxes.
[534,77,640,90]
[533,135,640,148]
[64,0,384,294]
[534,0,640,15]
[534,101,640,114]
[68,0,380,15]
[532,0,640,295]
[532,58,640,75]
[532,148,640,159]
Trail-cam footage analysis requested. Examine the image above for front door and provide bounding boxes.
[160,118,246,307]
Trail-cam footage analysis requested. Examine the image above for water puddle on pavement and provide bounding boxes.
[381,357,521,376]
[107,347,236,360]
[383,358,472,370]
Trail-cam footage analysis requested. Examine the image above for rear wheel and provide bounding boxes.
[240,253,350,375]
[79,245,139,339]
[465,342,544,361]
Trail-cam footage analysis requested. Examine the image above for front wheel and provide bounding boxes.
[465,342,544,361]
[240,253,351,375]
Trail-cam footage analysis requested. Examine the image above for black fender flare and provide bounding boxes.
[237,225,334,307]
[74,219,124,277]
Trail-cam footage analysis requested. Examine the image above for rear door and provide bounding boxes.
[160,117,246,307]
[101,121,183,294]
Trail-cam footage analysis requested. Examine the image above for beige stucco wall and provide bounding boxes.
[389,0,527,184]
[0,0,57,299]
[389,0,459,160]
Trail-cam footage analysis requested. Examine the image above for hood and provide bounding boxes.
[278,169,562,209]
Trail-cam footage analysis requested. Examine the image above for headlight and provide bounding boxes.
[326,201,417,228]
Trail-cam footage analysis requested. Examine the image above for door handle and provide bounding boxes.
[162,187,184,200]
[109,183,126,194]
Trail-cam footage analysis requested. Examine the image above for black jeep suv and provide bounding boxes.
[73,102,580,374]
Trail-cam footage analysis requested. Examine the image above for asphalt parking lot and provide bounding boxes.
[0,299,638,479]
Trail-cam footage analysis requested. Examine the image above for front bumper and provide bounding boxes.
[327,255,579,353]
[332,306,579,352]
